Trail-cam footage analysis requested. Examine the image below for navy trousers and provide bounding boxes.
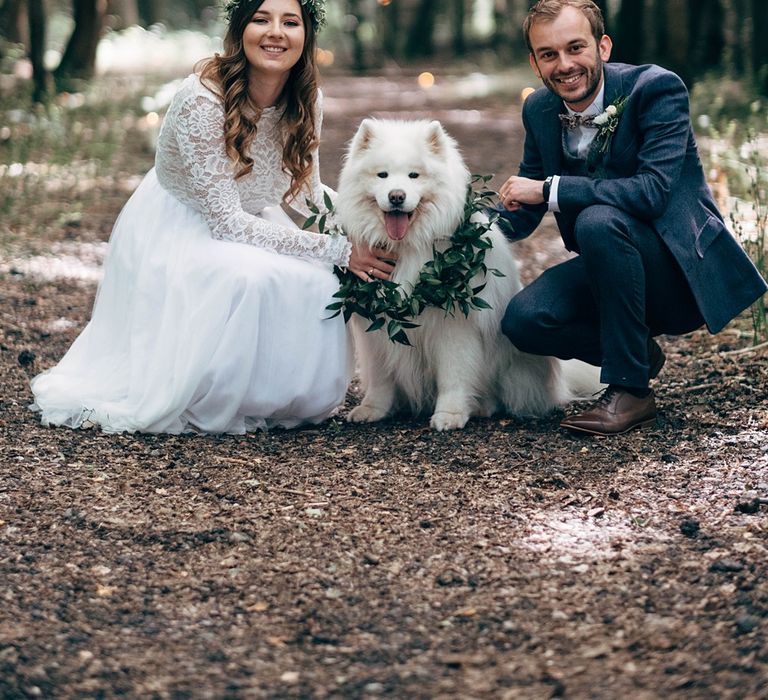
[502,205,704,388]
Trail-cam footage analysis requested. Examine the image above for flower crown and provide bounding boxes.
[222,0,327,30]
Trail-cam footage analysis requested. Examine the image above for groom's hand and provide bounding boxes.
[499,176,545,211]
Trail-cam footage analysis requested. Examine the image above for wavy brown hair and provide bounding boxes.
[197,0,320,201]
[523,0,605,53]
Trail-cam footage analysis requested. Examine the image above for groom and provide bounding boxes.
[495,0,767,436]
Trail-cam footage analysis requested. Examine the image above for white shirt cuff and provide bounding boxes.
[548,175,561,213]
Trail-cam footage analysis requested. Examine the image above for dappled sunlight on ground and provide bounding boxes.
[44,317,79,333]
[706,425,768,452]
[1,241,106,283]
[518,508,651,562]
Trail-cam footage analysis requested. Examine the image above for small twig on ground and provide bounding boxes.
[720,340,768,356]
[683,382,721,392]
[215,456,251,466]
[274,487,318,498]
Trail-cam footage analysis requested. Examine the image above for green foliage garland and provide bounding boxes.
[305,175,509,346]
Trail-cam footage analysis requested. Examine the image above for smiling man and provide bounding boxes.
[494,0,766,436]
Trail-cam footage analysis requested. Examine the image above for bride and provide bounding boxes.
[30,0,394,434]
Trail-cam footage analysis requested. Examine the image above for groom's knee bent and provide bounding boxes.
[574,204,632,254]
[501,292,545,353]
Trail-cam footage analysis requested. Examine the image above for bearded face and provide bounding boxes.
[528,6,613,112]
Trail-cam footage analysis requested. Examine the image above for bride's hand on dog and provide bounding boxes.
[499,176,545,211]
[349,243,397,282]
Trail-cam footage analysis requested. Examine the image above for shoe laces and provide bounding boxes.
[592,385,621,407]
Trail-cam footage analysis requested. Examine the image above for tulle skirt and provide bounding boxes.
[30,169,351,434]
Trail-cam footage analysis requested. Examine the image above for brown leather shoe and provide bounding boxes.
[560,386,657,436]
[648,338,666,379]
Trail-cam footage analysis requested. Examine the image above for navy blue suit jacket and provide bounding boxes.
[497,61,767,334]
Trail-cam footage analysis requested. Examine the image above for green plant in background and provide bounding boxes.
[691,78,768,344]
[727,130,767,344]
[0,77,162,253]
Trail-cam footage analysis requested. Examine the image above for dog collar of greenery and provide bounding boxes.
[305,176,507,346]
[221,0,327,30]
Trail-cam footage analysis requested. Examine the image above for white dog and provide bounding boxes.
[335,119,599,430]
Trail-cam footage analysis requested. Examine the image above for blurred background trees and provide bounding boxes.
[1,0,767,100]
[1,0,765,340]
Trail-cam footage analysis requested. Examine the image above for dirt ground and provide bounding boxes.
[1,71,767,699]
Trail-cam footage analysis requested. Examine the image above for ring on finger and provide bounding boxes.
[369,268,375,276]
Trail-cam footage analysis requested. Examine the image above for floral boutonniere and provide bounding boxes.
[591,95,629,154]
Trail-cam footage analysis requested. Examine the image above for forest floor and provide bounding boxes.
[1,70,767,699]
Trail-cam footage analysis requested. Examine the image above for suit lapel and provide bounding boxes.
[540,92,564,174]
[602,63,624,108]
[601,63,626,161]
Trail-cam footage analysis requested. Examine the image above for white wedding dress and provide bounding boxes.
[31,74,352,434]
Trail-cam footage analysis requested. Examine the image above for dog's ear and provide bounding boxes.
[426,121,448,156]
[349,119,376,155]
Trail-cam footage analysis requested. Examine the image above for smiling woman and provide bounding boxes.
[28,0,394,435]
[242,1,306,104]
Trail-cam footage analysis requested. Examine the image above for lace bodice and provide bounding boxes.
[155,74,350,266]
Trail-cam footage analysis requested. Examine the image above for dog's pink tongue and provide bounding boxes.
[385,211,410,241]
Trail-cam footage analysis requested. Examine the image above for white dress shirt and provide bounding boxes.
[548,82,606,213]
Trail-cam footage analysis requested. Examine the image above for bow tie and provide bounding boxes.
[559,113,596,130]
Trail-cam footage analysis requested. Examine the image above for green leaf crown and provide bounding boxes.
[221,0,327,30]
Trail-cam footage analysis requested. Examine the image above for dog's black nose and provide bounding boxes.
[388,189,406,206]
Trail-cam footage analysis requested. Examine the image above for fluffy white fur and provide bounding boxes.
[335,119,600,430]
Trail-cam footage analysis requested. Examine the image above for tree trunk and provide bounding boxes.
[136,0,153,25]
[754,0,768,95]
[405,0,436,58]
[650,0,666,66]
[687,0,725,77]
[592,0,609,33]
[452,0,466,56]
[613,0,645,65]
[664,0,690,83]
[184,0,210,23]
[347,0,366,73]
[136,0,166,26]
[105,0,139,30]
[27,0,49,102]
[379,0,400,58]
[0,0,25,43]
[54,0,106,88]
[650,0,690,83]
[511,0,530,59]
[720,0,750,78]
[492,0,512,56]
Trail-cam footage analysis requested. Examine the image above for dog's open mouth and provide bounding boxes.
[384,211,413,241]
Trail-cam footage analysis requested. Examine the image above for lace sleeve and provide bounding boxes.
[173,91,350,266]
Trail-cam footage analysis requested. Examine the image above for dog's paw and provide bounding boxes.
[430,410,470,431]
[347,404,389,423]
